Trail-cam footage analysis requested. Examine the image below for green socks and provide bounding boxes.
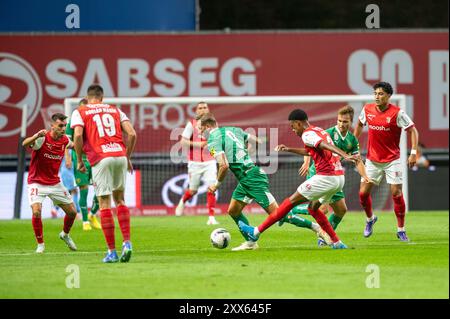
[328,214,342,230]
[281,212,313,229]
[79,188,89,222]
[91,194,99,215]
[290,203,310,215]
[231,213,251,241]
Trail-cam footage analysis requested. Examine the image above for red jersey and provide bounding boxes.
[71,103,128,166]
[28,132,70,185]
[359,103,414,163]
[181,119,215,162]
[302,126,344,176]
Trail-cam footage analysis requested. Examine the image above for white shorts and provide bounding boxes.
[27,183,73,206]
[187,160,217,190]
[92,156,128,196]
[363,158,402,185]
[297,175,345,204]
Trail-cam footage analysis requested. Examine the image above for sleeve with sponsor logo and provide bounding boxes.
[181,121,194,139]
[207,131,224,159]
[358,106,367,125]
[396,110,414,130]
[302,130,322,148]
[70,109,84,128]
[31,137,44,150]
[119,109,129,122]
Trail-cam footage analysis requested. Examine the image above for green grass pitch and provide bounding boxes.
[0,211,448,299]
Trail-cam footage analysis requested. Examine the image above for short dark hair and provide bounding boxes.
[338,105,355,121]
[51,113,67,122]
[87,84,104,99]
[79,98,88,106]
[200,113,217,127]
[288,109,308,121]
[373,81,393,95]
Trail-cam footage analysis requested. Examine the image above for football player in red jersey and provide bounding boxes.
[23,113,78,253]
[354,82,419,242]
[239,109,366,249]
[71,84,137,263]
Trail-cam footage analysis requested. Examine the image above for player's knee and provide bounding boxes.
[32,210,41,218]
[391,188,403,197]
[190,189,198,196]
[309,201,321,211]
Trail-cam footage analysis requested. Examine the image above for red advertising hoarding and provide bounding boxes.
[0,32,448,155]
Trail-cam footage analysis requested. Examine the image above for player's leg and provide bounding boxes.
[27,184,46,252]
[176,162,199,216]
[51,183,78,251]
[92,157,118,262]
[204,161,219,225]
[227,198,258,251]
[31,203,45,253]
[359,159,381,237]
[328,194,347,230]
[112,156,132,262]
[87,163,101,228]
[385,159,409,241]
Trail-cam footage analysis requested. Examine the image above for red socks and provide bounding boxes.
[100,209,116,250]
[258,198,294,233]
[308,207,340,243]
[359,192,373,218]
[207,192,216,216]
[63,214,76,234]
[393,194,406,228]
[182,190,194,203]
[117,205,131,242]
[32,215,43,244]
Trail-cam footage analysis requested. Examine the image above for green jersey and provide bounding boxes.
[207,126,255,181]
[308,126,359,177]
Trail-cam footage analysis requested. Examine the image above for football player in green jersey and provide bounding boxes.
[66,98,101,231]
[279,105,370,246]
[201,113,332,250]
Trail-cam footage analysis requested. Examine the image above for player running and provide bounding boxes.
[175,102,219,225]
[71,84,137,263]
[66,98,101,231]
[279,105,370,246]
[23,113,78,253]
[200,113,332,251]
[238,109,367,249]
[354,82,419,242]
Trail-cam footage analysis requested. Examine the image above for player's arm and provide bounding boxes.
[121,120,137,173]
[22,129,47,148]
[317,141,356,163]
[299,155,311,176]
[407,126,419,168]
[73,126,86,173]
[353,153,372,183]
[180,121,206,148]
[247,134,265,144]
[181,137,206,148]
[354,121,364,139]
[65,147,72,169]
[208,153,229,193]
[274,144,309,156]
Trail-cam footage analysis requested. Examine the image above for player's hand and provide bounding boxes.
[344,154,358,164]
[35,129,47,138]
[208,185,217,193]
[65,159,72,169]
[298,162,309,176]
[77,160,87,173]
[408,154,417,168]
[362,176,374,184]
[200,141,207,148]
[274,144,289,152]
[127,158,134,174]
